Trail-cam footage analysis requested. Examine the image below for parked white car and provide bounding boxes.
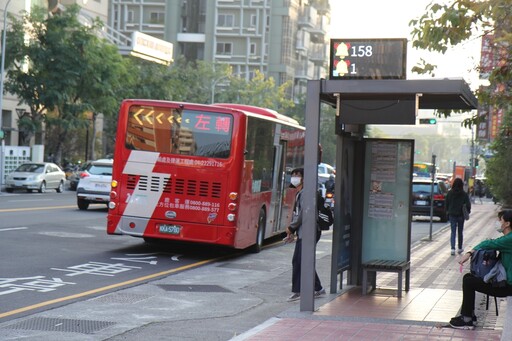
[76,159,113,210]
[5,162,66,193]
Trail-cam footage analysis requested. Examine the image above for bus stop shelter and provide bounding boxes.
[299,78,478,311]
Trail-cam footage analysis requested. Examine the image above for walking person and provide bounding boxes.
[445,178,471,255]
[449,210,512,329]
[285,168,326,302]
[474,179,484,204]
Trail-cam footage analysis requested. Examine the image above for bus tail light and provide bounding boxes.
[109,201,116,209]
[229,192,238,200]
[111,180,118,188]
[227,214,236,222]
[228,203,237,211]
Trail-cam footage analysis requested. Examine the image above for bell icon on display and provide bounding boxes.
[335,43,350,59]
[336,60,350,76]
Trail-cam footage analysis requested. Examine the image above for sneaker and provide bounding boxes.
[451,249,456,256]
[287,292,300,302]
[449,315,474,330]
[458,248,464,254]
[314,288,326,298]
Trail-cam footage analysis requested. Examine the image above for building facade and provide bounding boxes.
[0,0,40,147]
[110,0,330,100]
[0,0,329,163]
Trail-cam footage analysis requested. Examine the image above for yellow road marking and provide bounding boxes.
[0,205,76,213]
[0,258,220,319]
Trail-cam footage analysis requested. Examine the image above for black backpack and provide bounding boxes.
[317,194,334,231]
[470,249,498,279]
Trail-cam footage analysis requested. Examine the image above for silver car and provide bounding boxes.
[5,162,66,193]
[318,162,336,184]
[76,159,113,210]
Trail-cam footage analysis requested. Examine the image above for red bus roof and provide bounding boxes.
[212,103,301,126]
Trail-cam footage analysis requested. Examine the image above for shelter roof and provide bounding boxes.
[319,78,477,110]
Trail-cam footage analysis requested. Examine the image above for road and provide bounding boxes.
[0,190,238,322]
[0,189,449,339]
[411,215,448,243]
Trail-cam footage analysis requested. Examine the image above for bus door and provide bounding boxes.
[270,140,287,233]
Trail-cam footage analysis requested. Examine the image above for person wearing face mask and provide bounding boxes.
[285,168,326,302]
[448,210,512,329]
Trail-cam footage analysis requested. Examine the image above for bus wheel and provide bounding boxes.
[251,209,266,253]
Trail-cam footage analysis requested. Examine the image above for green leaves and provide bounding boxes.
[410,0,512,206]
[2,5,132,159]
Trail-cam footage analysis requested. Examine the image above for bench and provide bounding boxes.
[362,260,410,298]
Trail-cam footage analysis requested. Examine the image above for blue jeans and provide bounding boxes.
[449,215,465,250]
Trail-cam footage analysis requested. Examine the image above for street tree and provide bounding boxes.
[4,5,129,163]
[125,58,173,101]
[167,58,232,104]
[410,0,512,206]
[216,70,294,113]
[101,57,177,157]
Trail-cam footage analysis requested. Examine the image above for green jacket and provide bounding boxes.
[475,233,512,285]
[445,189,471,217]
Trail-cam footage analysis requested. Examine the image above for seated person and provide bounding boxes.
[449,210,512,329]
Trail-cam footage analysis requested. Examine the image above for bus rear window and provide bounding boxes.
[125,105,233,158]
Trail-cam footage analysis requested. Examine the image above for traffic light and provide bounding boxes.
[419,118,437,124]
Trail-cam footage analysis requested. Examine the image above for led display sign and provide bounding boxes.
[330,39,407,80]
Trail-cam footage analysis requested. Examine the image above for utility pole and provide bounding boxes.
[470,125,475,176]
[0,0,13,193]
[429,154,437,241]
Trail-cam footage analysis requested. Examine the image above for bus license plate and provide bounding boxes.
[159,224,181,235]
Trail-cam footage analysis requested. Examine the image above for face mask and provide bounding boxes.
[290,177,301,188]
[495,220,504,233]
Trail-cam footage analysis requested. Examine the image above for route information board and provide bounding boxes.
[330,38,407,80]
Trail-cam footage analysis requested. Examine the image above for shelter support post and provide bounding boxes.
[300,80,321,312]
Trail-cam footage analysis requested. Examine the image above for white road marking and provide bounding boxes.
[0,227,28,232]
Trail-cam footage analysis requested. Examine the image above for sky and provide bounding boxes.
[328,0,482,90]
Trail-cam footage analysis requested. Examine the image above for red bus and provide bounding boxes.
[107,100,305,252]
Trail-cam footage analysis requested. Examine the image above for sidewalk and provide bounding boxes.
[233,201,506,341]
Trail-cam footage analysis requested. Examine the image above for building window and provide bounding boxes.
[250,43,256,55]
[150,12,165,24]
[216,42,232,55]
[250,14,257,27]
[127,11,134,23]
[218,14,234,27]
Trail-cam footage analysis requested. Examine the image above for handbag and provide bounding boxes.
[462,203,470,220]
